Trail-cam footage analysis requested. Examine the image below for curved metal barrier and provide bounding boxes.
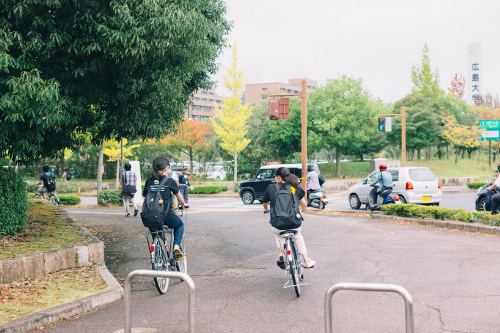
[324,282,414,333]
[124,270,195,333]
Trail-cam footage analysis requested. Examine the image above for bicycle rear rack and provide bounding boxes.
[324,282,414,333]
[124,269,195,333]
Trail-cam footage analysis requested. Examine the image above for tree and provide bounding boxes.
[442,115,480,164]
[162,119,213,173]
[0,0,232,163]
[210,42,252,182]
[411,44,443,100]
[309,75,374,178]
[103,139,140,187]
[448,74,466,100]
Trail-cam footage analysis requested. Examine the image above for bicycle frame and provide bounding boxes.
[282,234,306,289]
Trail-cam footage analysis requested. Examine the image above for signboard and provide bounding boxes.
[385,117,392,132]
[479,120,500,141]
[467,43,482,105]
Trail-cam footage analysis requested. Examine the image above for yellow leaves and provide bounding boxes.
[442,115,481,149]
[103,139,139,161]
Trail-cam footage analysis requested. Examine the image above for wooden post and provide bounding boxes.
[402,106,406,167]
[300,81,308,209]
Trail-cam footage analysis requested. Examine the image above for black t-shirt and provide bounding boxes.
[143,176,179,220]
[262,183,305,210]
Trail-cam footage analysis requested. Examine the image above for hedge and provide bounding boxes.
[98,189,124,206]
[0,168,28,237]
[467,182,487,189]
[380,204,500,226]
[58,195,81,205]
[190,185,228,194]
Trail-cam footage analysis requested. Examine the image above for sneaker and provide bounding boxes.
[304,259,316,269]
[173,248,184,261]
[277,256,285,270]
[134,209,138,217]
[126,213,131,217]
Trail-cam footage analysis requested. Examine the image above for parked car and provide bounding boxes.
[347,167,442,209]
[207,165,227,180]
[238,163,321,204]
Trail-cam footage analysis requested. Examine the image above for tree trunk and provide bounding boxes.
[455,146,458,165]
[335,150,341,178]
[189,147,194,174]
[417,149,421,160]
[478,147,481,164]
[446,145,449,159]
[97,141,104,196]
[60,149,65,177]
[115,158,120,188]
[120,139,124,179]
[233,151,238,182]
[428,147,432,160]
[461,148,466,159]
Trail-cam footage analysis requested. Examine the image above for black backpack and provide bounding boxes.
[140,177,170,228]
[123,172,137,197]
[43,173,56,192]
[65,173,71,181]
[271,183,302,230]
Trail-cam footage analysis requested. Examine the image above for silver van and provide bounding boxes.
[347,167,442,209]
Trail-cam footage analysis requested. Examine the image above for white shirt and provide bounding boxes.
[493,177,500,187]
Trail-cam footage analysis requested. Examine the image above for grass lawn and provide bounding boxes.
[319,157,495,180]
[0,201,86,260]
[0,264,107,324]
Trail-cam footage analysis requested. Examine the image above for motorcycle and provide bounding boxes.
[365,184,400,211]
[475,172,500,211]
[307,189,328,210]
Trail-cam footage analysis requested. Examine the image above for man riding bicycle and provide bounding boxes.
[37,165,57,199]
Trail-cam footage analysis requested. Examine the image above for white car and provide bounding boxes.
[207,165,226,180]
[347,167,442,209]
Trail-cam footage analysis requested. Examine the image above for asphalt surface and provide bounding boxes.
[43,196,500,333]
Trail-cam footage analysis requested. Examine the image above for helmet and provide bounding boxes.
[379,164,387,171]
[307,164,315,172]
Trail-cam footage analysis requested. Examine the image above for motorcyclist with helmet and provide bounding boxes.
[306,164,321,198]
[370,164,394,207]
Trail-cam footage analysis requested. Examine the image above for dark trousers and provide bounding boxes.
[373,191,379,206]
[491,193,500,214]
[179,186,189,204]
[164,214,184,248]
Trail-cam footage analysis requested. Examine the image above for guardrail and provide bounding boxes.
[324,282,414,333]
[124,270,195,333]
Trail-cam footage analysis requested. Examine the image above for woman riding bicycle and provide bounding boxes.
[143,157,189,260]
[262,167,316,269]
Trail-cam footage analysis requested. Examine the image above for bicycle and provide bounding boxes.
[146,207,188,294]
[33,185,60,207]
[264,211,306,297]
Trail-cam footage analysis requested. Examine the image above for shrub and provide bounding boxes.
[190,185,228,194]
[58,195,81,205]
[381,204,478,223]
[0,168,28,237]
[234,182,240,193]
[467,182,486,189]
[98,189,123,206]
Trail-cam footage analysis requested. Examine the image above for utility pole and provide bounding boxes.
[378,106,406,167]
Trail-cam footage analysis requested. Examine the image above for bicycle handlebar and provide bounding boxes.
[263,211,269,214]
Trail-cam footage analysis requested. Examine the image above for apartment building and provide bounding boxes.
[186,88,224,121]
[244,78,318,105]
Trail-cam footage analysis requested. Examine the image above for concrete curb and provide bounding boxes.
[0,265,123,333]
[369,213,500,236]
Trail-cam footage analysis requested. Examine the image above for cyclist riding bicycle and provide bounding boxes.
[37,165,57,199]
[262,167,316,269]
[143,157,189,260]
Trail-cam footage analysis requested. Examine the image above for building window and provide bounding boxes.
[294,90,299,94]
[202,106,212,112]
[287,89,292,93]
[209,92,214,95]
[307,85,311,89]
[201,91,207,95]
[216,100,221,103]
[209,99,214,102]
[194,97,200,101]
[312,86,315,90]
[192,105,201,111]
[262,88,268,92]
[280,88,286,92]
[201,98,207,102]
[261,94,267,100]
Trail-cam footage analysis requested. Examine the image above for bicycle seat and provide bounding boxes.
[279,230,297,235]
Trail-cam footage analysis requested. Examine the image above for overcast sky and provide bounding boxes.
[212,0,500,104]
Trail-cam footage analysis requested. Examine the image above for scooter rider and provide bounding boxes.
[370,164,394,206]
[306,164,321,198]
[487,176,500,215]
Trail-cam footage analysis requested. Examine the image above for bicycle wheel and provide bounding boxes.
[49,195,59,207]
[33,194,43,200]
[176,239,187,274]
[151,237,170,294]
[289,240,301,297]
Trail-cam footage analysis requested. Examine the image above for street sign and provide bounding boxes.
[479,119,500,141]
[385,117,392,132]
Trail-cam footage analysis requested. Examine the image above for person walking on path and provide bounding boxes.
[178,166,193,204]
[121,163,138,217]
[37,165,56,199]
[61,168,70,182]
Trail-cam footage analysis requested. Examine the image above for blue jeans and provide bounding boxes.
[164,214,184,248]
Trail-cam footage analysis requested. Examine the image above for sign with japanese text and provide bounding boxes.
[479,119,500,141]
[385,117,392,132]
[467,43,482,105]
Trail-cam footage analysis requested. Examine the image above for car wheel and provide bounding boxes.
[241,191,254,205]
[349,194,361,210]
[479,197,487,211]
[399,195,407,204]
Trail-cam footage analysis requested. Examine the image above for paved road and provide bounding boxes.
[44,199,500,333]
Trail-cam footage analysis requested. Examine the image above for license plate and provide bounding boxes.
[422,196,431,202]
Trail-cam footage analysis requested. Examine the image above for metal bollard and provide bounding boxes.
[324,282,414,333]
[124,270,195,333]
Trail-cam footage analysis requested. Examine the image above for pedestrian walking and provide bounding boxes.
[121,163,138,217]
[61,168,70,182]
[178,167,193,204]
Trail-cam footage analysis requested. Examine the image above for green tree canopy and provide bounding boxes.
[0,0,231,163]
[411,44,443,100]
